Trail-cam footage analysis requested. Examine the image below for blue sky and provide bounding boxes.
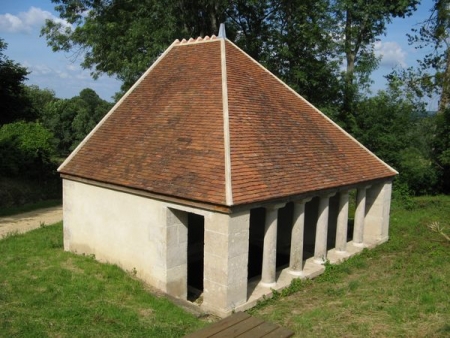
[0,0,437,107]
[0,0,121,101]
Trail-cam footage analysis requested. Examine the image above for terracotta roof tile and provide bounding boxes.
[59,38,396,207]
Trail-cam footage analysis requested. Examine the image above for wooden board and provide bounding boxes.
[184,312,294,338]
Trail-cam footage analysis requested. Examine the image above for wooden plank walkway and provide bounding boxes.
[184,312,294,338]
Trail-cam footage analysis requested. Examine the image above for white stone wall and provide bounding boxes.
[63,179,171,289]
[63,179,251,316]
[63,179,218,292]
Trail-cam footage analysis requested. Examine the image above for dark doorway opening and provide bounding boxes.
[248,207,265,280]
[347,189,357,242]
[276,202,293,269]
[304,197,319,260]
[187,213,204,302]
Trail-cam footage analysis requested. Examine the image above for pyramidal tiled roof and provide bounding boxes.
[59,35,397,207]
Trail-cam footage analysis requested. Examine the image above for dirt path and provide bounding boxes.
[0,206,63,238]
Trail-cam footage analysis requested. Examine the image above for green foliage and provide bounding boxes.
[331,0,419,129]
[0,85,110,207]
[0,177,60,209]
[40,88,112,155]
[432,107,450,192]
[354,87,441,195]
[227,0,342,112]
[42,1,343,112]
[391,180,415,210]
[42,0,229,90]
[40,0,423,131]
[390,0,449,112]
[24,85,58,121]
[70,88,113,149]
[398,147,439,194]
[0,39,35,125]
[0,121,56,179]
[355,90,415,164]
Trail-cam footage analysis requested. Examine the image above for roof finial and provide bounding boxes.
[218,23,226,39]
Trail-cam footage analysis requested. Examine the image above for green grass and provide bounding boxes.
[0,196,449,337]
[0,224,205,337]
[249,195,450,337]
[0,199,62,217]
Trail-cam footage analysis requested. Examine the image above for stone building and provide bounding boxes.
[59,33,397,317]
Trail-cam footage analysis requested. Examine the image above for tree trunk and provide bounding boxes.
[345,7,355,88]
[438,47,450,113]
[341,8,356,128]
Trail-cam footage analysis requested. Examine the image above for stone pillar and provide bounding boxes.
[364,181,393,245]
[354,186,369,247]
[261,203,285,287]
[380,182,393,241]
[202,211,250,316]
[314,194,334,264]
[165,208,188,299]
[335,191,349,252]
[289,198,311,275]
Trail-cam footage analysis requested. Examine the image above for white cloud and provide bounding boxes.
[23,61,71,79]
[0,6,70,33]
[66,64,78,71]
[32,64,53,76]
[374,41,407,68]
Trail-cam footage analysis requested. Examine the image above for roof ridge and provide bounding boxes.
[220,39,233,205]
[174,35,219,45]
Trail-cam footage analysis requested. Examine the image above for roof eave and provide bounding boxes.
[61,173,395,215]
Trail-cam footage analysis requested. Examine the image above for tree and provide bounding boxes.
[42,0,230,90]
[42,0,343,113]
[331,0,418,129]
[0,121,55,179]
[387,0,450,113]
[355,86,439,195]
[432,107,450,192]
[387,0,450,194]
[225,0,342,112]
[42,99,77,155]
[0,39,35,125]
[42,88,112,155]
[406,0,450,112]
[24,85,58,122]
[70,88,113,148]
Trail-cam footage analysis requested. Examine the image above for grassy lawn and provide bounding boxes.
[0,196,449,337]
[0,224,205,337]
[249,195,450,337]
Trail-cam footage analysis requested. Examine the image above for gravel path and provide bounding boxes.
[0,206,63,239]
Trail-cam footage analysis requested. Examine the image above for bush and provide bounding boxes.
[392,180,415,210]
[0,121,56,179]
